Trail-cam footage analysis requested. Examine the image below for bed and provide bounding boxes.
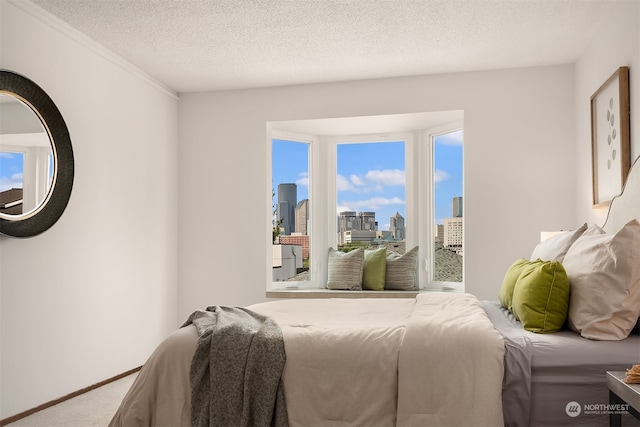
[485,302,639,426]
[110,294,505,427]
[110,158,640,427]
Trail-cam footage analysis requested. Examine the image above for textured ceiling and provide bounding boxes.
[29,0,616,93]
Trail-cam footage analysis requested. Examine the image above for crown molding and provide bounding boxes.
[7,0,178,100]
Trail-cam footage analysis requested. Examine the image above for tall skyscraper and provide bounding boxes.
[277,183,297,235]
[295,199,309,235]
[338,211,356,245]
[339,211,357,234]
[452,196,463,218]
[390,212,405,240]
[338,211,379,244]
[444,196,463,252]
[358,212,376,231]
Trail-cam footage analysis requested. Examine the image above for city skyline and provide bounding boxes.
[272,130,463,233]
[337,141,405,230]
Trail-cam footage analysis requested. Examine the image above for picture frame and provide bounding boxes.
[591,66,630,206]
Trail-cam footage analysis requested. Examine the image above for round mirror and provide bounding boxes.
[0,70,74,238]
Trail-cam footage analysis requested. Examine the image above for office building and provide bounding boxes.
[390,212,405,240]
[277,183,297,235]
[295,199,309,235]
[452,196,463,218]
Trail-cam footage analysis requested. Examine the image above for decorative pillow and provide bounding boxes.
[583,223,606,235]
[529,223,587,262]
[362,247,387,291]
[326,247,364,290]
[511,260,570,333]
[498,258,536,313]
[385,246,419,291]
[563,219,640,340]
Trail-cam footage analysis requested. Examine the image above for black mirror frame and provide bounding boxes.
[0,70,74,238]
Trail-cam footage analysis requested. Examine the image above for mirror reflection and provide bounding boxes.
[0,93,54,219]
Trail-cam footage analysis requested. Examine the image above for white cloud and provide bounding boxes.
[348,196,405,210]
[364,169,405,186]
[295,172,309,188]
[336,204,352,214]
[0,173,23,192]
[434,169,450,183]
[337,169,405,194]
[350,174,366,186]
[337,174,356,191]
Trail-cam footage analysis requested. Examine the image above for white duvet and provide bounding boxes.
[110,293,504,427]
[396,293,505,427]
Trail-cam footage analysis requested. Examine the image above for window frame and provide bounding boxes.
[327,132,414,251]
[268,129,319,290]
[267,118,463,292]
[1,134,54,216]
[421,124,465,290]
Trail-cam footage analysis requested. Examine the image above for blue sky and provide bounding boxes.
[0,152,24,192]
[336,141,405,229]
[433,131,464,223]
[272,130,463,231]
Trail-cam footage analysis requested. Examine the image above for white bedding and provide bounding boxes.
[110,293,505,427]
[397,293,505,426]
[249,297,415,426]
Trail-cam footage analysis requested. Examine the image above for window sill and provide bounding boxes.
[266,286,462,299]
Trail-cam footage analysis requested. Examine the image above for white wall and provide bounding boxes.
[3,0,635,420]
[574,1,640,226]
[0,1,179,419]
[178,65,576,319]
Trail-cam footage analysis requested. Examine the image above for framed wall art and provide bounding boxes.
[591,66,630,206]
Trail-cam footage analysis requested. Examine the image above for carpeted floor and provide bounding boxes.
[5,372,137,427]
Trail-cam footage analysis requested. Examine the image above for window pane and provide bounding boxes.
[0,151,24,215]
[337,141,406,254]
[272,139,310,282]
[433,130,463,282]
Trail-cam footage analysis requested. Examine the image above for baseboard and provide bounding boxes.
[0,366,142,426]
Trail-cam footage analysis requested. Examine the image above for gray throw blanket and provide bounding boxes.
[182,306,288,427]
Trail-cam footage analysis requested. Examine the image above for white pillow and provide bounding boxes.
[529,223,587,262]
[563,220,640,340]
[326,247,364,290]
[384,246,419,290]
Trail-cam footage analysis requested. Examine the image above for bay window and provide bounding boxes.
[267,112,463,292]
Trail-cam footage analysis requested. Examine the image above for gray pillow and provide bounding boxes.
[385,246,419,290]
[327,247,364,290]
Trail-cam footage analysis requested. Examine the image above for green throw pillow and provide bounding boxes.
[498,258,534,312]
[362,248,387,291]
[511,260,570,333]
